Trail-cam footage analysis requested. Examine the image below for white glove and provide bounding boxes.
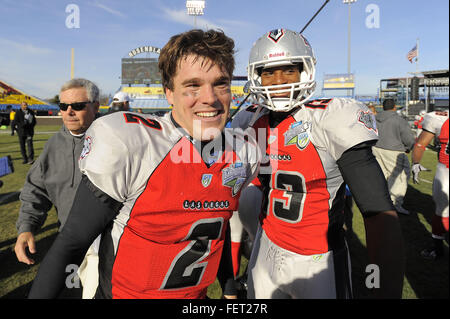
[411,163,430,184]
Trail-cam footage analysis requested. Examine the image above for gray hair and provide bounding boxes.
[60,78,100,102]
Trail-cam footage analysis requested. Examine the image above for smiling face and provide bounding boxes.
[260,64,301,98]
[165,54,231,141]
[59,87,99,135]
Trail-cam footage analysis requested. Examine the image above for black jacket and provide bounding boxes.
[15,108,36,136]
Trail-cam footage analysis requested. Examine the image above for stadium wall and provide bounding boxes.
[35,116,63,126]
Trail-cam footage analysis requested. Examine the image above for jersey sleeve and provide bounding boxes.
[78,115,147,202]
[422,111,448,135]
[316,98,379,160]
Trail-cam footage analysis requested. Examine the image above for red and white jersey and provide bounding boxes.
[79,111,259,298]
[233,98,378,255]
[422,110,449,168]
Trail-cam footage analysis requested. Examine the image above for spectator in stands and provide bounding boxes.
[14,102,36,164]
[14,78,100,298]
[372,98,416,215]
[108,91,130,113]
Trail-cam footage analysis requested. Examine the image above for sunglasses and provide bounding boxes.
[59,101,91,111]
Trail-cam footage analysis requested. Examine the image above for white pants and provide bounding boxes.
[77,236,100,299]
[433,163,449,219]
[247,226,352,299]
[431,163,449,239]
[372,147,410,208]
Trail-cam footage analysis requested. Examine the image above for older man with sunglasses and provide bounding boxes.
[15,78,100,298]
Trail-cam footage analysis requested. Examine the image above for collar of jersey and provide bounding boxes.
[169,112,226,167]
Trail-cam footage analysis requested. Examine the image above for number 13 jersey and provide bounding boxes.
[232,98,379,255]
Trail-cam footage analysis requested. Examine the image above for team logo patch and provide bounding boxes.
[222,162,247,197]
[357,110,378,133]
[284,121,312,150]
[80,136,92,160]
[201,174,213,188]
[267,29,285,43]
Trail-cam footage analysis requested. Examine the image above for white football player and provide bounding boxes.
[28,29,259,299]
[233,29,405,299]
[412,110,449,260]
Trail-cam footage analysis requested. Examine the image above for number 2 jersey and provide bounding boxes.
[232,98,379,255]
[29,111,259,299]
[421,110,449,168]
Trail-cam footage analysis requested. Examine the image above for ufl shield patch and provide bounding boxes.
[222,162,247,196]
[284,121,312,150]
[201,174,213,188]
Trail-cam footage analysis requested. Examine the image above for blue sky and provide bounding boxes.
[0,0,448,99]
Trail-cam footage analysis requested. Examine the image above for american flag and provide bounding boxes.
[407,45,418,63]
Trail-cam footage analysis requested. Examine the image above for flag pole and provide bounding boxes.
[415,38,419,74]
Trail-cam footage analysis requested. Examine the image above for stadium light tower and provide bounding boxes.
[343,0,356,97]
[186,0,205,28]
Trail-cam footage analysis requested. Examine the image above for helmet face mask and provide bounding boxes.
[248,29,316,112]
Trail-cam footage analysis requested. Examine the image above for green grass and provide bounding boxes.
[0,125,448,299]
[347,150,449,299]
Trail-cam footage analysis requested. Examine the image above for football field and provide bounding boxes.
[0,125,448,299]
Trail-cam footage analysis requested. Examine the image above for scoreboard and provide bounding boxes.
[121,58,162,85]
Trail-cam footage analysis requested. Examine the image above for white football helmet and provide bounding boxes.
[248,29,316,112]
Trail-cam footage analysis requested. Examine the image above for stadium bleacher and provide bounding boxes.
[0,79,58,114]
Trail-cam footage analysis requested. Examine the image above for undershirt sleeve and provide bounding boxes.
[28,175,122,298]
[337,142,395,218]
[216,224,238,296]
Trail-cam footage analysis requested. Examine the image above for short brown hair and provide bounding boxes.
[158,29,235,91]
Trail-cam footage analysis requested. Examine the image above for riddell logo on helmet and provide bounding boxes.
[269,52,285,58]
